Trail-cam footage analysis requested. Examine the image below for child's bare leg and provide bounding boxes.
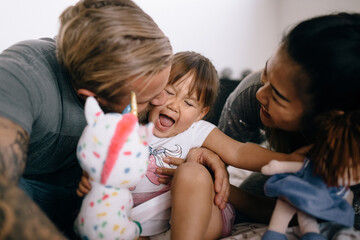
[297,211,319,234]
[171,162,223,240]
[268,199,296,233]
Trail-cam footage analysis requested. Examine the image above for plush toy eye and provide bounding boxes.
[122,104,131,114]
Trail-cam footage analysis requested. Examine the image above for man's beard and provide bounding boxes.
[138,104,154,125]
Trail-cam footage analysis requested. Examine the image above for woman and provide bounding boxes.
[170,12,360,240]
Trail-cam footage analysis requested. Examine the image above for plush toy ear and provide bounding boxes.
[138,122,154,146]
[146,122,154,141]
[84,96,104,125]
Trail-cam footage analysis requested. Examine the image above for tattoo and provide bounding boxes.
[0,117,65,239]
[0,177,65,239]
[0,117,28,182]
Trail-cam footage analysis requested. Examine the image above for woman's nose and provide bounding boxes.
[150,90,167,106]
[256,84,268,105]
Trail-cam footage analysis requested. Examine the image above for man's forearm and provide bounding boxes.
[0,117,65,239]
[0,177,66,239]
[0,117,28,182]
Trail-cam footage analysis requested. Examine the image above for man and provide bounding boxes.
[0,0,172,238]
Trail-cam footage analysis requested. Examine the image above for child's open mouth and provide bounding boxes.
[157,114,175,129]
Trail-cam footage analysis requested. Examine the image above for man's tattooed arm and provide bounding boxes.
[0,116,65,239]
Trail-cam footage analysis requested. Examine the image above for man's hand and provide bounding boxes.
[187,148,230,210]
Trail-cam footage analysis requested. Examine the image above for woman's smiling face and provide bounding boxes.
[148,74,209,138]
[256,46,311,132]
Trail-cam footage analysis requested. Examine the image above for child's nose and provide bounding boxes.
[168,100,179,113]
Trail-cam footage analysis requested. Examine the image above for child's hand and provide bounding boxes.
[187,148,230,210]
[287,145,313,162]
[76,170,92,197]
[155,157,185,184]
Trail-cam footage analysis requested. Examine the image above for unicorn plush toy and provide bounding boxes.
[74,93,153,240]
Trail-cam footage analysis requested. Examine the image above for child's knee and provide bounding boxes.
[174,162,212,187]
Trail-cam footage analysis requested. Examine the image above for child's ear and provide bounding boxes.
[197,106,210,121]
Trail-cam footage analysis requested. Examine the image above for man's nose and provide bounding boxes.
[150,90,167,106]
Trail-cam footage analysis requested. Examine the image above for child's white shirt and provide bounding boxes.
[131,120,216,236]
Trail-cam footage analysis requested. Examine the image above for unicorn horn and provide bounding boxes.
[130,91,138,117]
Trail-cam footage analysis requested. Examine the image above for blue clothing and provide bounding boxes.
[264,158,354,227]
[19,178,83,238]
[262,230,287,240]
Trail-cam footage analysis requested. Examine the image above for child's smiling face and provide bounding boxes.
[148,74,209,138]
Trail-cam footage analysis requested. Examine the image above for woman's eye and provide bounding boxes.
[272,93,279,103]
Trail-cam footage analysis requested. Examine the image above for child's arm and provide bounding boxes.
[76,170,92,197]
[202,128,307,171]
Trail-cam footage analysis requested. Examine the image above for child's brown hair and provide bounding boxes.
[168,51,219,113]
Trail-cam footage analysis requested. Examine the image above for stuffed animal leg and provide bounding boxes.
[261,160,326,240]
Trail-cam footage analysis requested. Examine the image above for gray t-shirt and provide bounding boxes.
[218,71,265,144]
[0,38,85,186]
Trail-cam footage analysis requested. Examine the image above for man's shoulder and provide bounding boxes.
[5,38,56,53]
[0,37,62,89]
[0,38,57,66]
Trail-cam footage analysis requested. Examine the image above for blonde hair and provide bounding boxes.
[56,0,172,102]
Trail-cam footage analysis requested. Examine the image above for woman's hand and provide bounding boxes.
[187,148,230,210]
[155,157,185,185]
[76,170,92,197]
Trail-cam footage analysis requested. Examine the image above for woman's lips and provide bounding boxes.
[261,105,271,119]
